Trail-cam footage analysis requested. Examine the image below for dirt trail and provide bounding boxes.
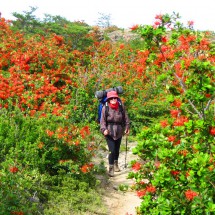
[96,138,142,215]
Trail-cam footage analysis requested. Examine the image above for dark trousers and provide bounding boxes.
[105,136,122,165]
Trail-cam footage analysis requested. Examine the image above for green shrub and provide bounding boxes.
[0,107,100,214]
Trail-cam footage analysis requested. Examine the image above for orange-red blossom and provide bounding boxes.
[137,185,156,198]
[9,166,19,173]
[185,189,198,201]
[132,162,142,171]
[80,163,94,173]
[160,120,169,128]
[209,127,215,135]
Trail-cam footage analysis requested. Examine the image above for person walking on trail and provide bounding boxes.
[100,90,130,177]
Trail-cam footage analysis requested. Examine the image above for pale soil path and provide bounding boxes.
[95,138,142,215]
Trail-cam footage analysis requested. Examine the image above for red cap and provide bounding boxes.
[107,91,119,99]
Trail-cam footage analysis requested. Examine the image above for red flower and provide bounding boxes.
[30,109,36,116]
[160,120,168,128]
[161,45,168,52]
[161,36,167,43]
[139,180,145,185]
[185,189,198,201]
[46,130,54,137]
[119,44,125,49]
[168,136,176,142]
[173,116,188,126]
[80,126,90,139]
[178,150,188,156]
[209,127,215,136]
[170,170,180,176]
[154,21,161,26]
[137,189,146,198]
[81,164,89,173]
[136,185,156,198]
[130,24,139,31]
[9,166,19,173]
[171,99,182,108]
[170,109,180,118]
[205,93,211,98]
[74,140,80,146]
[80,163,94,173]
[155,14,163,20]
[54,35,64,45]
[173,139,181,146]
[132,162,142,171]
[146,185,156,193]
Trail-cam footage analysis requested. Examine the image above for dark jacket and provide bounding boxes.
[100,103,130,140]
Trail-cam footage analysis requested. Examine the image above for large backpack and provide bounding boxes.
[97,96,107,123]
[95,86,124,123]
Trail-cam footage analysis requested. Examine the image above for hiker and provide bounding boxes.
[100,90,130,177]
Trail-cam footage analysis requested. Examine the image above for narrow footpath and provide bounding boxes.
[96,138,142,215]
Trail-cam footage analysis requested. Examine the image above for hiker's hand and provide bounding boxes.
[124,129,130,135]
[104,129,109,136]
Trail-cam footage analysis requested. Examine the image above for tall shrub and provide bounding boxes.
[129,13,215,214]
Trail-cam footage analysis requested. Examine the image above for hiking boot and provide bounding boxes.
[114,160,121,172]
[108,165,114,177]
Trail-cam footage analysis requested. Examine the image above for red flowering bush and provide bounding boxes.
[1,11,215,214]
[130,13,215,214]
[0,17,99,211]
[0,17,107,214]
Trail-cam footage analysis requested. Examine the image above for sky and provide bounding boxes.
[1,0,215,31]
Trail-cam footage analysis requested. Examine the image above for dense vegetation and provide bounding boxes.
[0,9,215,214]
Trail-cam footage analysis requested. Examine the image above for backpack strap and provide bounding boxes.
[118,101,125,126]
[104,102,109,124]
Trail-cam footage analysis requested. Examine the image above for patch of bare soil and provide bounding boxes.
[95,137,142,215]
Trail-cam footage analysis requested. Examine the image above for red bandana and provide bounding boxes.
[109,102,119,110]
